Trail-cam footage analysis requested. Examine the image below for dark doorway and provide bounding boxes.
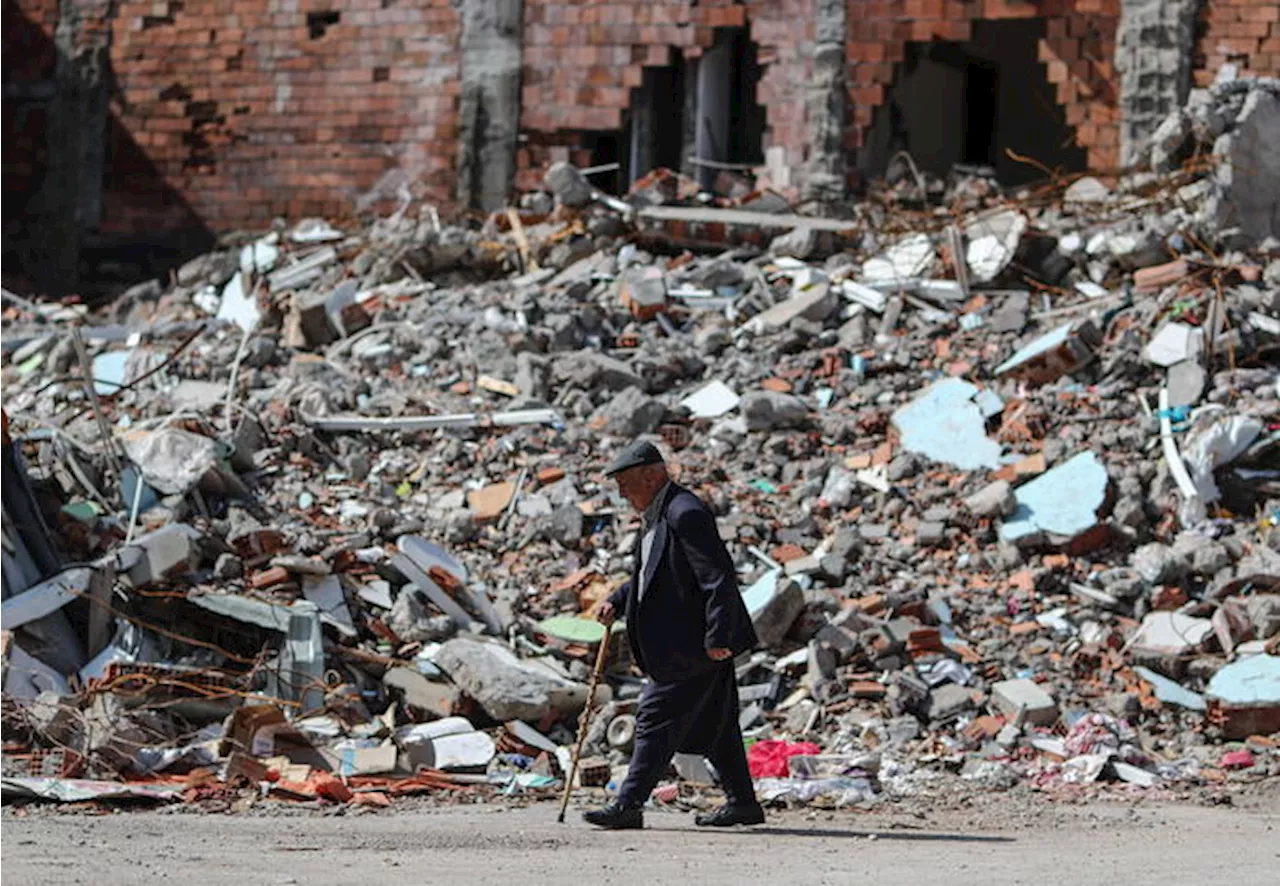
[626,27,763,189]
[861,18,1087,186]
[964,58,999,166]
[583,131,623,195]
[627,63,686,185]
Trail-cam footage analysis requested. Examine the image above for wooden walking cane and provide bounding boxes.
[557,626,612,823]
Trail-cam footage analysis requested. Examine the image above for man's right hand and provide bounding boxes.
[597,601,617,625]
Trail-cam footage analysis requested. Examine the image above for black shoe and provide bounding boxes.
[695,803,766,827]
[583,801,644,830]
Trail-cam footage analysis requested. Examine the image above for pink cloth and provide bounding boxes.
[747,740,822,779]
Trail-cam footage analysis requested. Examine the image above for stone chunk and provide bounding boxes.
[544,161,594,207]
[738,390,808,431]
[433,637,593,722]
[590,386,665,436]
[916,521,946,546]
[928,683,976,722]
[618,266,667,320]
[1132,542,1188,584]
[965,480,1016,518]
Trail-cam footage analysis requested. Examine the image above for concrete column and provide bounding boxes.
[804,0,849,204]
[38,0,112,295]
[694,38,733,189]
[455,0,523,211]
[628,75,654,185]
[680,56,700,181]
[1115,0,1203,166]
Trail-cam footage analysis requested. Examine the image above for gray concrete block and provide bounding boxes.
[991,678,1059,727]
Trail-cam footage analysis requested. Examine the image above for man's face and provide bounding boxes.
[614,466,647,510]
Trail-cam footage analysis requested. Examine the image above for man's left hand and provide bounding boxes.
[706,647,733,661]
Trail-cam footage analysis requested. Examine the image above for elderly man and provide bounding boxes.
[583,440,764,830]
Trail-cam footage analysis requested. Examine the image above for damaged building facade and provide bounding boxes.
[4,0,1280,291]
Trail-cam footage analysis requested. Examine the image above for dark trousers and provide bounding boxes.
[618,670,756,808]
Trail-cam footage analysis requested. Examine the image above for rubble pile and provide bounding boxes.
[1,74,1278,812]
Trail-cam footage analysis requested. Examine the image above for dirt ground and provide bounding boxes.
[3,786,1279,886]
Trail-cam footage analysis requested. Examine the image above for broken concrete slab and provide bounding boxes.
[396,717,486,770]
[1064,176,1112,205]
[1133,665,1206,711]
[432,637,593,722]
[0,567,100,630]
[116,524,202,587]
[990,678,1059,726]
[965,209,1027,283]
[749,282,839,332]
[1205,654,1280,738]
[300,575,355,637]
[390,554,478,634]
[387,588,457,643]
[994,320,1099,385]
[169,380,225,412]
[1001,452,1108,547]
[740,570,804,650]
[1145,322,1204,367]
[216,271,259,330]
[382,667,460,719]
[266,246,337,293]
[680,380,740,420]
[862,233,934,282]
[1130,611,1214,658]
[892,378,1002,472]
[1217,89,1280,245]
[841,280,887,313]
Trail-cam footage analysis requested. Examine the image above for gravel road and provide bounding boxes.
[4,789,1279,886]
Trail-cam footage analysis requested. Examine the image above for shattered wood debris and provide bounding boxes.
[1,73,1279,812]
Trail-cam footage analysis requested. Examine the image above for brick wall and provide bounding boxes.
[103,0,462,234]
[6,0,1280,251]
[1194,0,1280,84]
[2,0,59,223]
[845,0,1121,172]
[516,0,814,191]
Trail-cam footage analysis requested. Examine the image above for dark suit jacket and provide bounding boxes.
[607,483,758,683]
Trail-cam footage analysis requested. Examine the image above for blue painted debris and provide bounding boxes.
[1206,655,1280,706]
[1134,666,1206,711]
[891,378,1003,471]
[994,320,1098,384]
[1001,451,1108,543]
[92,351,130,395]
[995,323,1074,375]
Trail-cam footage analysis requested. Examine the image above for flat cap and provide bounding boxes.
[603,440,665,477]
